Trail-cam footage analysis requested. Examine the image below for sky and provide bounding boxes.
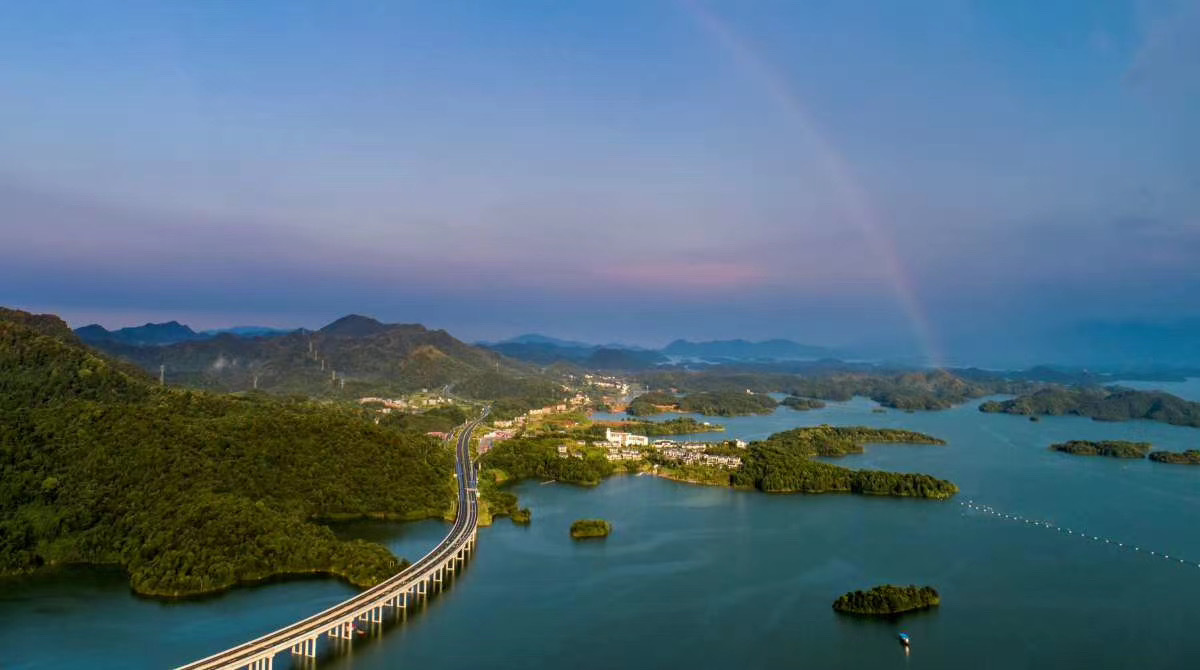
[1,1,1197,364]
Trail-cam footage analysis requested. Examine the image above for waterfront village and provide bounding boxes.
[360,373,745,470]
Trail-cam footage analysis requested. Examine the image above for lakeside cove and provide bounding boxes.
[3,395,1200,668]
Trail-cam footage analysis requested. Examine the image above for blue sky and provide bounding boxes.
[2,1,1197,362]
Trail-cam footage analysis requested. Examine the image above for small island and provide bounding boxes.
[833,585,940,615]
[1149,449,1200,465]
[570,519,612,539]
[1049,440,1151,459]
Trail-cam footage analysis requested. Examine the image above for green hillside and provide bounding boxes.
[86,314,562,405]
[0,309,456,597]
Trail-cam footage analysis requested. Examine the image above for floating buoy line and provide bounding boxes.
[959,500,1200,569]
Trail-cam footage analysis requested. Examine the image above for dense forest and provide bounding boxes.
[781,396,826,410]
[621,417,725,436]
[377,405,467,434]
[0,310,455,597]
[481,437,615,486]
[1048,440,1152,458]
[83,314,564,411]
[732,427,956,498]
[627,390,777,417]
[980,388,1200,427]
[625,391,682,416]
[1148,450,1200,465]
[755,425,945,457]
[832,585,941,615]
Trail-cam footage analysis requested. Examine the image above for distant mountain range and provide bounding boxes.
[80,314,556,399]
[661,338,835,361]
[479,334,839,369]
[77,321,294,346]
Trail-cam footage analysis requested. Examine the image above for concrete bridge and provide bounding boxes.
[176,414,485,670]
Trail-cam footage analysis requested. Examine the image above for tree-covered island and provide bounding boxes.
[570,519,612,539]
[1049,440,1152,458]
[1148,450,1200,465]
[833,585,941,615]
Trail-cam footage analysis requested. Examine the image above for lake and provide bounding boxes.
[3,397,1199,669]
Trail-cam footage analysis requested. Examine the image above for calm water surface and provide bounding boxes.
[3,398,1199,669]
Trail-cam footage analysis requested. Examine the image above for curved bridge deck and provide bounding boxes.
[176,417,483,670]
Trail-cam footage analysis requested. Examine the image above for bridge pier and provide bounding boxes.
[290,637,318,657]
[245,656,273,670]
[328,620,355,640]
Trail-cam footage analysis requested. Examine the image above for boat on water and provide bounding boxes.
[898,633,911,647]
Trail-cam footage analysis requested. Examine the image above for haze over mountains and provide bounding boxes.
[77,321,294,347]
[75,319,849,381]
[78,314,555,399]
[479,334,840,368]
[73,314,1200,384]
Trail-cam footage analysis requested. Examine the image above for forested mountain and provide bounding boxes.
[86,314,560,401]
[76,320,207,346]
[0,308,456,597]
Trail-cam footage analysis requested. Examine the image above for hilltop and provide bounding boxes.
[0,308,456,597]
[85,314,561,405]
[76,320,207,346]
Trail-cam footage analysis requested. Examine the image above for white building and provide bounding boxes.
[605,428,649,447]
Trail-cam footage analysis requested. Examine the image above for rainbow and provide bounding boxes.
[680,1,945,368]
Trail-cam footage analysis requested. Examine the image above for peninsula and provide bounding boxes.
[781,395,827,410]
[1049,440,1152,458]
[627,390,777,417]
[980,388,1200,428]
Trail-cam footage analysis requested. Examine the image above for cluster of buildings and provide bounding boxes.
[603,428,649,448]
[658,447,743,468]
[359,393,453,413]
[478,429,515,455]
[490,394,591,429]
[588,430,745,468]
[582,374,631,396]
